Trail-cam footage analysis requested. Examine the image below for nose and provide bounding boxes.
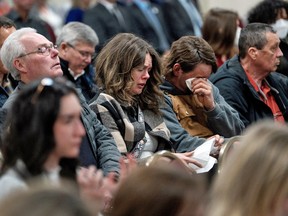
[277,47,283,57]
[84,55,92,64]
[76,119,86,138]
[51,47,59,57]
[142,69,150,79]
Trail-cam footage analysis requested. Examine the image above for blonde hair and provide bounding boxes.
[207,120,288,216]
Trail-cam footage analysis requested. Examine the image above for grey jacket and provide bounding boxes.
[77,89,121,175]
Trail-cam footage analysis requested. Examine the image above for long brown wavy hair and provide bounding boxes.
[95,33,164,113]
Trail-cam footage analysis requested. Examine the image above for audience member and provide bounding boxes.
[65,0,92,23]
[83,0,134,52]
[0,77,114,213]
[247,0,288,76]
[57,22,99,103]
[111,165,207,216]
[162,0,203,41]
[5,0,56,43]
[210,23,288,127]
[0,183,94,216]
[0,27,121,175]
[33,0,63,36]
[161,36,244,138]
[1,28,61,109]
[129,0,171,55]
[0,1,10,16]
[202,8,240,67]
[90,33,222,166]
[0,16,17,107]
[207,120,288,216]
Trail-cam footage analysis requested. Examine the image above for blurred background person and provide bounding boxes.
[65,0,92,24]
[4,0,56,43]
[33,0,63,36]
[83,0,134,53]
[207,120,288,216]
[0,0,11,16]
[202,8,241,67]
[162,0,203,41]
[129,0,171,56]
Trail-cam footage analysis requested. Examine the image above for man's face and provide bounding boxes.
[17,32,63,83]
[177,63,212,92]
[59,42,95,76]
[255,32,283,73]
[0,26,16,74]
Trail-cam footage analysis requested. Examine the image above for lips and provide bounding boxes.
[138,83,146,87]
[52,62,60,68]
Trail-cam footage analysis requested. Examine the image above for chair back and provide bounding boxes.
[218,136,242,173]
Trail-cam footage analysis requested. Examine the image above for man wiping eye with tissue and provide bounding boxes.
[160,36,244,139]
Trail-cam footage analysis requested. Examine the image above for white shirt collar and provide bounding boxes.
[68,68,85,80]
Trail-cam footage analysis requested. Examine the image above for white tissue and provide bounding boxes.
[185,78,196,91]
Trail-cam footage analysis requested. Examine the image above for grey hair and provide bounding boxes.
[238,23,275,58]
[56,22,99,47]
[0,27,37,80]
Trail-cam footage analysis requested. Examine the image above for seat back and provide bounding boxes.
[218,136,242,173]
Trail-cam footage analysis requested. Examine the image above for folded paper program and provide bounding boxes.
[189,138,217,173]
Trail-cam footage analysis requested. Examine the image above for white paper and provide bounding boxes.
[188,138,217,173]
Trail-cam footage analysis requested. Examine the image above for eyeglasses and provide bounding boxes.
[19,44,58,58]
[67,43,96,59]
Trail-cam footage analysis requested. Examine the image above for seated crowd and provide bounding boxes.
[1,0,288,215]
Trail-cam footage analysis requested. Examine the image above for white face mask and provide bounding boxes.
[234,26,241,46]
[271,19,288,39]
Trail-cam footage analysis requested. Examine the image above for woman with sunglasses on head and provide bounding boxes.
[0,77,114,214]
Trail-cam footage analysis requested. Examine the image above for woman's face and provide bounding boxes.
[53,93,85,159]
[130,53,152,96]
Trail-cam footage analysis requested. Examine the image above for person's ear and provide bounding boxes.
[13,58,27,75]
[247,47,258,60]
[172,63,182,77]
[59,42,69,56]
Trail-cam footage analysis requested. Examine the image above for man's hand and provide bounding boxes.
[191,78,215,111]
